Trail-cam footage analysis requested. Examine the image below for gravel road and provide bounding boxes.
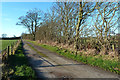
[23,41,119,79]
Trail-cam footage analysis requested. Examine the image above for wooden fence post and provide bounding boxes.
[11,44,13,55]
[10,45,12,55]
[112,44,115,51]
[13,46,15,55]
[7,46,9,57]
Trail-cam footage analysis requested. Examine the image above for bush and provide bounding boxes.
[15,65,35,77]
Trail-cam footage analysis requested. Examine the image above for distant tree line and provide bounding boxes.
[17,2,120,56]
[2,34,7,38]
[1,34,20,40]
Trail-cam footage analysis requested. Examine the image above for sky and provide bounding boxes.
[1,2,53,37]
[0,1,119,37]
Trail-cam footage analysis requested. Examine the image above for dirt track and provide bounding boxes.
[23,41,119,79]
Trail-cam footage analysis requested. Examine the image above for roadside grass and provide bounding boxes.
[26,40,120,74]
[6,41,36,79]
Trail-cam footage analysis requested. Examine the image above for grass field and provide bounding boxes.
[0,40,18,51]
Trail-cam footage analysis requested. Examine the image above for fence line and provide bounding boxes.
[1,39,21,79]
[1,39,21,63]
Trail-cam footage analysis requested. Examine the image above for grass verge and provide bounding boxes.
[4,41,36,80]
[26,43,48,58]
[26,40,120,74]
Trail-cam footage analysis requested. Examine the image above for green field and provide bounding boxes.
[0,40,18,51]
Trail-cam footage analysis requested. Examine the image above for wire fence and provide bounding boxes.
[1,39,21,79]
[1,39,21,63]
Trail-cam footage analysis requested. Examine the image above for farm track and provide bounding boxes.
[23,41,119,79]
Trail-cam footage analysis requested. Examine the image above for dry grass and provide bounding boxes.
[37,40,76,52]
[83,49,97,56]
[35,40,119,61]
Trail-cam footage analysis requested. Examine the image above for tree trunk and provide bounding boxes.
[74,2,83,56]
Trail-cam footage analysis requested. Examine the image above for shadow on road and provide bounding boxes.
[23,48,47,79]
[38,63,86,68]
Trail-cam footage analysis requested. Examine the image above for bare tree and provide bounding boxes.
[17,8,42,40]
[93,2,119,54]
[74,2,96,55]
[53,2,78,44]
